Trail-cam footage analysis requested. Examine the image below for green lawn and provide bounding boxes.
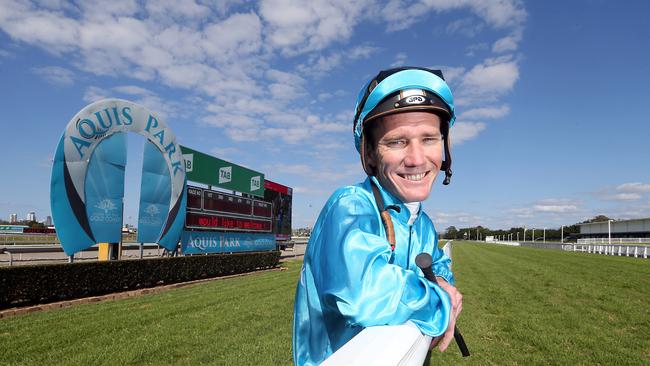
[0,265,297,365]
[1,243,649,365]
[432,242,650,365]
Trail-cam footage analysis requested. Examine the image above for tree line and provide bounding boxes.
[442,215,613,242]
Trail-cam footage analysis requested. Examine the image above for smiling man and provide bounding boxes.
[292,67,463,366]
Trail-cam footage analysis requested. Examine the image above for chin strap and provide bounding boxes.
[441,127,452,185]
[370,179,400,251]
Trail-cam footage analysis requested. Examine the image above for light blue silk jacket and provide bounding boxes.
[292,176,454,366]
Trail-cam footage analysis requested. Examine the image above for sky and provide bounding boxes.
[1,0,649,232]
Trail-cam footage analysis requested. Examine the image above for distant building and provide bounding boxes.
[9,213,17,223]
[27,211,36,222]
[578,218,650,239]
[44,216,52,226]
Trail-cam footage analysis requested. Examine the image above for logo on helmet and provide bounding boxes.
[404,95,425,104]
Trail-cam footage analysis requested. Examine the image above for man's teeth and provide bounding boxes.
[403,173,426,181]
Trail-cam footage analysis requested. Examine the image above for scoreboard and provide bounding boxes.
[186,186,272,232]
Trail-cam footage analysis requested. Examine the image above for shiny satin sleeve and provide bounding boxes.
[311,189,451,337]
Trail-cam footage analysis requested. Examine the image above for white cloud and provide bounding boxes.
[459,105,510,120]
[532,203,578,213]
[446,17,485,37]
[0,1,79,53]
[112,85,152,96]
[607,193,642,201]
[202,12,264,61]
[259,0,368,54]
[470,0,526,29]
[32,66,75,85]
[0,0,525,155]
[432,65,466,85]
[429,211,483,226]
[145,0,211,20]
[299,53,343,75]
[617,182,650,193]
[83,86,108,103]
[390,52,408,67]
[348,45,380,59]
[380,0,526,33]
[451,121,486,144]
[492,34,520,53]
[461,56,519,97]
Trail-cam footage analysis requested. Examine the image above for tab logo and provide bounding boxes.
[183,154,193,172]
[251,176,261,191]
[219,166,232,184]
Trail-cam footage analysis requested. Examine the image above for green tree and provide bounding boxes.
[444,226,459,239]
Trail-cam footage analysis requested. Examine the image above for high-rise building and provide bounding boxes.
[44,216,52,226]
[9,213,17,223]
[27,211,36,222]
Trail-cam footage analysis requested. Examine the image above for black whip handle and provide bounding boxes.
[415,253,470,357]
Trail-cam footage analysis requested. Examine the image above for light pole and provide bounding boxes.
[523,228,527,242]
[532,228,535,242]
[517,232,519,241]
[543,228,546,243]
[561,225,564,243]
[608,219,613,245]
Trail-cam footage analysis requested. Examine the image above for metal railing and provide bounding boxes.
[577,237,650,244]
[517,242,649,259]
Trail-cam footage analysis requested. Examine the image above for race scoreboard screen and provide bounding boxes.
[185,185,272,232]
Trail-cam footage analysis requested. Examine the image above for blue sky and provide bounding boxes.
[1,0,649,231]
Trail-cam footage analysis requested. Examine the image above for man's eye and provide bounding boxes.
[423,136,442,144]
[385,140,406,147]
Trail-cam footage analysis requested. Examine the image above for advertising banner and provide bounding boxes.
[85,132,127,243]
[180,146,264,197]
[137,140,171,243]
[51,99,186,254]
[181,230,276,254]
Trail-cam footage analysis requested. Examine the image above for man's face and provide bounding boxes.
[366,111,444,203]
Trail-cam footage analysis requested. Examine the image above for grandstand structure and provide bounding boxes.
[578,217,650,242]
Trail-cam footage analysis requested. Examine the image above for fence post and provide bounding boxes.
[634,246,638,258]
[644,247,648,259]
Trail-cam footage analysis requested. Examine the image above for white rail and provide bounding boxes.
[322,241,454,365]
[577,237,650,244]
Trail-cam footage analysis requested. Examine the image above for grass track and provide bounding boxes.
[0,266,299,365]
[431,242,650,365]
[1,243,649,365]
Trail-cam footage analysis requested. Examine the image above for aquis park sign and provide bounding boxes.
[50,99,293,256]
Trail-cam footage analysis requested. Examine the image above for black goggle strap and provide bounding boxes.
[441,123,452,185]
[370,179,397,251]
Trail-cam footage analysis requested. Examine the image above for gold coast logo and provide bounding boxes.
[90,199,120,223]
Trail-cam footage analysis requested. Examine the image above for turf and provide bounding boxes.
[1,243,648,365]
[0,266,298,365]
[430,241,650,365]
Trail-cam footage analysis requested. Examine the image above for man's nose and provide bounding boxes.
[404,142,426,166]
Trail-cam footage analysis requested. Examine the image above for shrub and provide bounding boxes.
[0,251,280,309]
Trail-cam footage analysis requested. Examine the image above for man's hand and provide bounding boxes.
[430,277,463,352]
